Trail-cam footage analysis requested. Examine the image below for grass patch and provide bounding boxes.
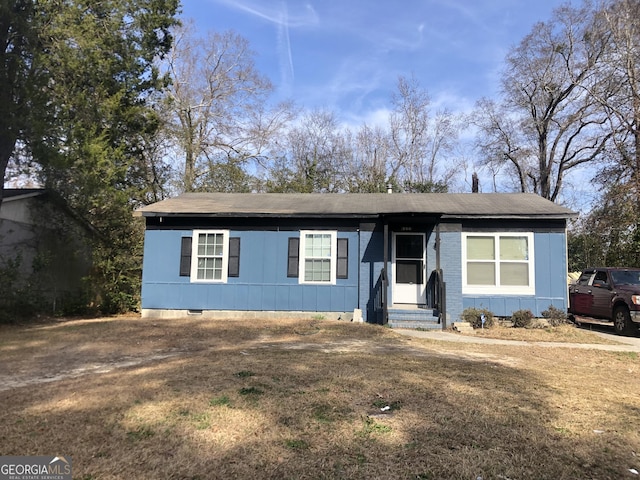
[357,417,392,437]
[1,316,640,479]
[312,404,334,423]
[470,323,623,344]
[126,425,155,441]
[284,439,310,450]
[238,386,263,396]
[612,351,639,360]
[209,395,231,407]
[311,403,352,424]
[192,413,211,430]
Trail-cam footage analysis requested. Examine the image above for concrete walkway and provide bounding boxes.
[395,328,640,352]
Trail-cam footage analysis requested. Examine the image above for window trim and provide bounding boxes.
[190,229,229,283]
[462,232,535,295]
[299,230,337,285]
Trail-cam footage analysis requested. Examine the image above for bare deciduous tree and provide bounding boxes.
[266,109,350,193]
[342,124,390,193]
[589,0,640,197]
[388,75,459,192]
[162,22,292,192]
[473,3,612,201]
[567,0,640,267]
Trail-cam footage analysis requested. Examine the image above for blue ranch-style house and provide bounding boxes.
[135,192,576,328]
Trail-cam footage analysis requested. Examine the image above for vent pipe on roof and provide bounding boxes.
[387,184,393,194]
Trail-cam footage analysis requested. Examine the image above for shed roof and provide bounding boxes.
[2,188,47,202]
[1,188,99,236]
[135,192,576,220]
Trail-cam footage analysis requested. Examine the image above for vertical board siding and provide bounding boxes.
[142,224,569,321]
[288,285,305,310]
[141,229,359,313]
[233,285,250,310]
[547,232,568,300]
[142,230,191,285]
[261,285,277,311]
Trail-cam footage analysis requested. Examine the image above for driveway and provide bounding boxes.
[396,326,640,352]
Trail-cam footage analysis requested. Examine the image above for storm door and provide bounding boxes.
[392,232,426,305]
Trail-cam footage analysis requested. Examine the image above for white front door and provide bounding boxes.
[392,232,426,305]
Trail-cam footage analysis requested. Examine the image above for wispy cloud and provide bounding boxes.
[276,1,294,96]
[211,0,320,100]
[213,0,319,27]
[382,23,426,52]
[196,0,560,130]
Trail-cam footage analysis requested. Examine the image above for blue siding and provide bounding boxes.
[461,231,568,318]
[142,223,569,323]
[141,229,359,313]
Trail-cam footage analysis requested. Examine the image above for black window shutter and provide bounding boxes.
[337,238,348,279]
[287,237,299,277]
[179,237,192,277]
[228,237,241,277]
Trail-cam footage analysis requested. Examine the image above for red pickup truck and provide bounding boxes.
[568,267,640,335]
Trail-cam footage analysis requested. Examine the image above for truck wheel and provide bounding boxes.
[613,306,632,335]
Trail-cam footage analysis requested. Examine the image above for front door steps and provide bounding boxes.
[387,305,441,330]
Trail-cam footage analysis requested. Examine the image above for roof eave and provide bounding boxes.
[135,211,575,221]
[135,211,382,219]
[440,213,577,220]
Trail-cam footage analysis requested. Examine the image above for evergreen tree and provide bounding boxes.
[1,0,179,313]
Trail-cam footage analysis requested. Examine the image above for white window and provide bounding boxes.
[299,230,337,284]
[190,230,229,282]
[462,232,535,295]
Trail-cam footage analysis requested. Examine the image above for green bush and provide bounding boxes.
[0,256,47,323]
[542,305,568,327]
[460,307,495,329]
[511,309,534,328]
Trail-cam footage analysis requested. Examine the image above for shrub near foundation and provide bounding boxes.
[460,307,495,329]
[511,309,534,328]
[542,305,568,327]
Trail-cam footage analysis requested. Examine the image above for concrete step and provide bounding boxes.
[388,307,441,330]
[388,319,442,330]
[451,321,475,334]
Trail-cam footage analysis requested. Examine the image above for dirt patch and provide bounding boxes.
[254,338,522,367]
[0,316,523,392]
[1,351,184,391]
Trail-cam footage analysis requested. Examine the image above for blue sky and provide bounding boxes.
[180,0,563,124]
[178,0,594,209]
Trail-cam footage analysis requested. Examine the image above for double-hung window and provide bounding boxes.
[299,231,337,284]
[462,232,535,295]
[190,230,229,282]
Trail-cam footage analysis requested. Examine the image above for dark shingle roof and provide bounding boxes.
[135,193,576,220]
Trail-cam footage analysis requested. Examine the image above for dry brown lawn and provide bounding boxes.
[1,316,639,480]
[469,323,624,344]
